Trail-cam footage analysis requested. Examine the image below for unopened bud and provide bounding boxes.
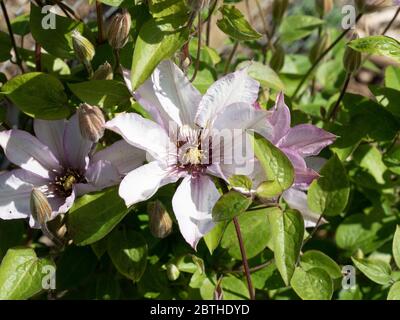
[107,10,131,50]
[148,201,173,239]
[343,33,362,74]
[92,62,113,80]
[30,188,52,225]
[166,264,180,281]
[270,43,285,72]
[272,0,289,26]
[78,103,105,142]
[72,30,95,63]
[309,32,331,64]
[315,0,333,17]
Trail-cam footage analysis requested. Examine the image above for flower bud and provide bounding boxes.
[270,43,285,72]
[315,0,333,17]
[166,264,180,281]
[107,10,131,50]
[148,200,173,239]
[72,30,95,63]
[343,33,362,74]
[92,62,113,80]
[30,188,52,226]
[78,103,105,142]
[309,32,331,64]
[272,0,289,26]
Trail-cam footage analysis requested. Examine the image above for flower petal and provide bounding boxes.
[0,130,61,179]
[34,119,66,163]
[0,169,44,221]
[267,92,291,143]
[85,159,121,189]
[195,68,260,128]
[172,175,220,249]
[63,113,93,170]
[213,102,270,132]
[278,124,336,157]
[105,113,174,162]
[151,60,202,126]
[282,188,327,228]
[92,140,146,175]
[119,161,177,207]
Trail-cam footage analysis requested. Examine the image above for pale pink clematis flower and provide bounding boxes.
[0,114,145,228]
[107,60,269,249]
[256,93,336,227]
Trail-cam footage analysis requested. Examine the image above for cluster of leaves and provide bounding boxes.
[0,0,400,300]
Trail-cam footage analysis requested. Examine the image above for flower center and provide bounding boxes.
[53,168,86,196]
[182,147,204,165]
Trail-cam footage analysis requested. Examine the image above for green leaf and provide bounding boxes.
[307,154,350,216]
[216,5,262,41]
[68,187,131,246]
[99,0,125,6]
[0,248,54,300]
[221,276,250,300]
[250,132,294,195]
[30,4,90,59]
[237,61,284,91]
[256,180,283,199]
[228,175,253,191]
[388,281,400,300]
[0,31,12,62]
[270,208,304,285]
[393,225,400,269]
[349,35,400,63]
[280,15,324,42]
[68,80,131,109]
[204,221,227,255]
[300,250,342,279]
[149,0,189,20]
[1,72,70,120]
[221,209,270,260]
[385,66,400,90]
[130,19,189,90]
[107,228,148,282]
[212,190,252,222]
[351,257,393,285]
[336,211,395,254]
[383,145,400,175]
[290,267,333,300]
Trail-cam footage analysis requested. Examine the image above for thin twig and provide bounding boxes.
[190,12,202,82]
[96,1,105,44]
[1,1,24,73]
[327,73,351,121]
[226,260,274,275]
[292,13,363,100]
[233,217,255,300]
[382,6,400,35]
[206,0,218,47]
[35,42,42,72]
[224,41,239,74]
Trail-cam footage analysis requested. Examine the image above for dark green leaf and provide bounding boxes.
[212,190,252,222]
[68,187,131,246]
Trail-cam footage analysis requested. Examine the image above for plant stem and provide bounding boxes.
[190,12,202,83]
[96,1,105,44]
[292,13,363,100]
[1,1,24,73]
[224,41,239,74]
[206,0,217,47]
[233,216,255,300]
[35,42,42,72]
[327,73,351,121]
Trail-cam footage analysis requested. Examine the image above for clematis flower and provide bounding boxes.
[257,93,336,227]
[0,114,145,228]
[107,60,268,248]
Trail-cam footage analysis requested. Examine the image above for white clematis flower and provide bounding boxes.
[107,60,268,249]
